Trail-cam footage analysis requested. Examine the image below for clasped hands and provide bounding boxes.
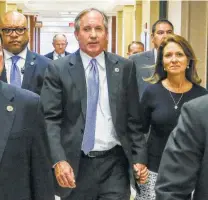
[54,161,76,188]
[133,163,149,184]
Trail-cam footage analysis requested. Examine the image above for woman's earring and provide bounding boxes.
[187,65,189,69]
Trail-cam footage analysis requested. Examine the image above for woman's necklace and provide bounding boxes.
[168,91,183,110]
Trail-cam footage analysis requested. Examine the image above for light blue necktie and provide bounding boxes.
[10,56,21,87]
[82,59,99,154]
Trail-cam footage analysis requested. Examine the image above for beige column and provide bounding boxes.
[141,0,159,50]
[182,1,208,87]
[116,11,123,56]
[0,0,6,19]
[149,1,159,49]
[135,0,142,41]
[123,5,134,57]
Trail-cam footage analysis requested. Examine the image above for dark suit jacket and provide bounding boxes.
[129,49,155,99]
[0,81,54,200]
[40,50,147,197]
[155,95,208,200]
[0,49,51,95]
[44,51,70,60]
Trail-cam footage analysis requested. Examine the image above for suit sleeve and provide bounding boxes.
[155,102,205,200]
[31,99,55,200]
[127,61,147,164]
[40,62,67,164]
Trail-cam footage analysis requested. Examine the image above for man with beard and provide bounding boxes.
[0,11,50,95]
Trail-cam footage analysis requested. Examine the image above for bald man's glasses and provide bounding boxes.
[1,28,28,36]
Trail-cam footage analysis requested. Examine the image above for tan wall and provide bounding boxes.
[135,0,142,41]
[123,5,134,57]
[168,1,208,87]
[116,11,123,56]
[142,0,159,50]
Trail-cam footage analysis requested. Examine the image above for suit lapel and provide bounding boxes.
[22,50,36,90]
[68,50,87,120]
[0,82,16,163]
[105,52,120,125]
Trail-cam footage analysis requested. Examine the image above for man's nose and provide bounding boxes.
[90,29,97,38]
[10,30,18,37]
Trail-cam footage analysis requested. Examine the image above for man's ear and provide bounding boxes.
[151,33,154,44]
[74,31,78,41]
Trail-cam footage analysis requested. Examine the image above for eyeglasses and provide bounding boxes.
[1,28,28,36]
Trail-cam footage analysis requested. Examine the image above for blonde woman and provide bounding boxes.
[136,34,207,200]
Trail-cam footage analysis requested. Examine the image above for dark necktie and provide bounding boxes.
[82,59,99,154]
[10,56,21,87]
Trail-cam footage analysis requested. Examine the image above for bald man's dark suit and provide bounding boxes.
[0,81,54,200]
[44,51,70,60]
[0,49,51,95]
[41,50,147,198]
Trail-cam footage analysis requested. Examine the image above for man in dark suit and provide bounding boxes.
[129,19,174,98]
[41,8,148,200]
[155,95,208,200]
[0,11,51,95]
[44,34,70,60]
[0,35,54,200]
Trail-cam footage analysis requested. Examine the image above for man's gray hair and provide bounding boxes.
[74,8,108,32]
[53,34,67,43]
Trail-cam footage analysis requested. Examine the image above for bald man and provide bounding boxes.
[0,31,54,200]
[45,34,70,60]
[0,11,51,95]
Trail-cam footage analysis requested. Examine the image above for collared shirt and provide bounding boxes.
[53,51,65,60]
[3,47,27,84]
[80,50,120,151]
[154,48,157,63]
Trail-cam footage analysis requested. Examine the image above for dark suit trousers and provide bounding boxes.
[62,146,130,200]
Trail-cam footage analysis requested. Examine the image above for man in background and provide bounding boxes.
[129,19,174,98]
[0,11,50,95]
[45,34,70,60]
[127,41,144,56]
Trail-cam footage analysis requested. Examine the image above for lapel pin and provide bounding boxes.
[115,68,119,72]
[7,105,13,112]
[30,61,34,65]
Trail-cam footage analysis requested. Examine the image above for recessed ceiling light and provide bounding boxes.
[59,12,70,15]
[69,12,79,15]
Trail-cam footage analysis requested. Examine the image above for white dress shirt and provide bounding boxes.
[3,48,27,84]
[154,48,157,63]
[53,51,65,60]
[80,50,120,151]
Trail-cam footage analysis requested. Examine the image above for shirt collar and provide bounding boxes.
[80,50,105,71]
[154,48,157,63]
[54,51,65,57]
[3,47,27,60]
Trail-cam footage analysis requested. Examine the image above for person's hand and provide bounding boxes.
[133,163,149,184]
[54,161,76,188]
